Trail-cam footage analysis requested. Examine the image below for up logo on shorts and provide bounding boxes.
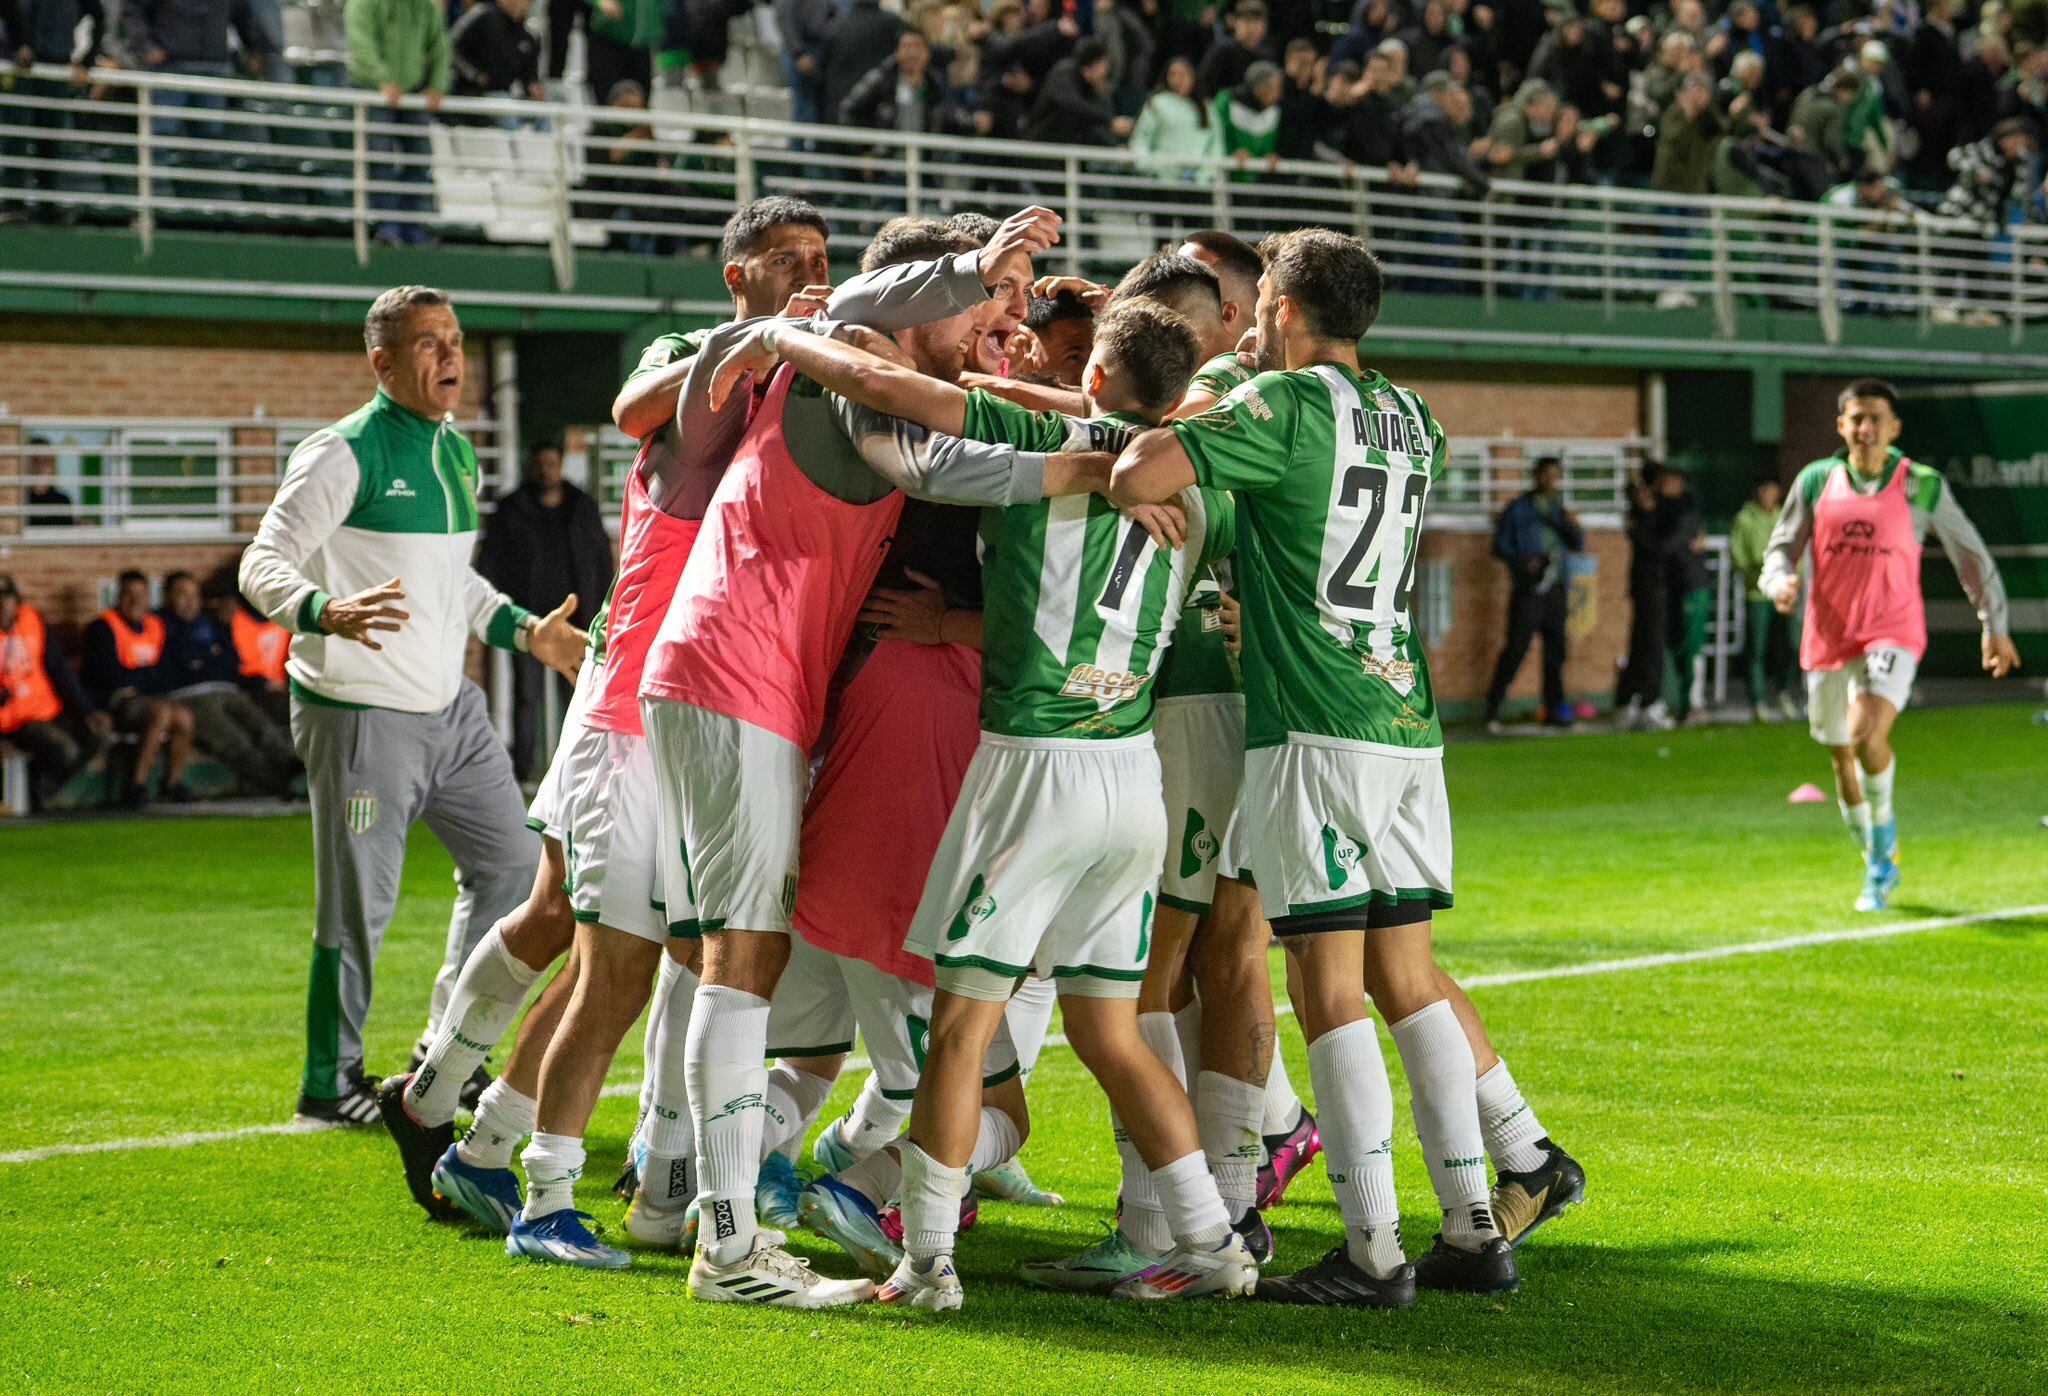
[1179,808,1219,879]
[1320,823,1364,891]
[946,874,998,942]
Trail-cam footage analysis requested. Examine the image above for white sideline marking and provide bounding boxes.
[5,901,2042,1167]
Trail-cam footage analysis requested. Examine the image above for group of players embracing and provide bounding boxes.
[373,196,1586,1313]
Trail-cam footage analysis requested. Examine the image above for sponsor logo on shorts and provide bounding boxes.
[781,871,799,920]
[345,790,378,835]
[1136,891,1154,962]
[947,875,997,942]
[1061,663,1148,703]
[1320,823,1363,891]
[1179,808,1219,879]
[908,1014,930,1071]
[1361,653,1417,696]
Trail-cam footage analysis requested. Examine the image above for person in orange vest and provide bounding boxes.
[80,569,198,807]
[159,570,301,798]
[206,566,291,729]
[0,573,114,810]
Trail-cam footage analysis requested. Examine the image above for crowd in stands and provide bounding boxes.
[5,0,2047,253]
[0,562,300,811]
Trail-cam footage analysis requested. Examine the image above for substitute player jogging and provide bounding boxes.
[1761,377,2017,912]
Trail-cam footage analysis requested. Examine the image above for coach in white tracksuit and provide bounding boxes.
[240,285,586,1123]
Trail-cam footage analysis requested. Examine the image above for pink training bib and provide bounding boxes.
[640,364,904,750]
[1803,458,1926,672]
[584,467,701,737]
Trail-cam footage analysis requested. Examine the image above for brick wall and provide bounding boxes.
[1422,529,1632,712]
[0,341,488,420]
[6,541,248,629]
[1388,363,1643,440]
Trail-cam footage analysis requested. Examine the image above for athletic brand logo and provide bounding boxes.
[1238,387,1274,421]
[781,871,799,920]
[1320,824,1363,891]
[1179,808,1219,878]
[385,477,417,498]
[1061,663,1147,703]
[704,1091,765,1124]
[667,1157,691,1203]
[947,875,997,942]
[1843,520,1877,540]
[710,1198,737,1240]
[411,1064,436,1097]
[1361,653,1417,696]
[345,790,378,835]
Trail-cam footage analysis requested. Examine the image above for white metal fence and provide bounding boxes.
[6,66,2046,340]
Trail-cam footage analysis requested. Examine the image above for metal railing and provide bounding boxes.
[0,414,511,542]
[6,65,2046,339]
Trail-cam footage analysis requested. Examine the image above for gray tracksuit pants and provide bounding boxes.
[292,680,537,1100]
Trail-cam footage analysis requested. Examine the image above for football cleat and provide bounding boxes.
[688,1238,875,1308]
[1233,1206,1274,1264]
[1018,1227,1162,1293]
[797,1175,901,1279]
[506,1209,631,1269]
[878,1253,964,1311]
[624,1194,697,1253]
[1413,1234,1519,1294]
[293,1070,380,1128]
[1490,1142,1587,1247]
[972,1156,1064,1207]
[1255,1107,1322,1210]
[373,1074,456,1220]
[1112,1231,1259,1301]
[1256,1246,1416,1308]
[612,1157,640,1203]
[811,1116,860,1176]
[430,1144,524,1233]
[1855,853,1900,913]
[757,1151,804,1231]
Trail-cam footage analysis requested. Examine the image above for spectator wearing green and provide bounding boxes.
[1729,477,1797,722]
[1131,55,1221,181]
[1213,59,1282,180]
[583,0,663,107]
[345,0,449,246]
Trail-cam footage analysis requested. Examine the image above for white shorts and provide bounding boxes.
[643,699,806,937]
[1238,737,1454,934]
[560,728,665,944]
[1806,645,1917,747]
[905,734,1166,997]
[1155,695,1247,914]
[766,931,858,1057]
[526,660,599,839]
[837,954,1021,1099]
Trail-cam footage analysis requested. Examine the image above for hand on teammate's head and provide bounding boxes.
[980,207,1063,291]
[781,284,833,319]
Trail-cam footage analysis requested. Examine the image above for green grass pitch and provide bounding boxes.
[3,705,2045,1394]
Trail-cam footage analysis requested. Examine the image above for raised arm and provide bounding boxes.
[708,322,970,436]
[1108,425,1199,507]
[826,206,1062,332]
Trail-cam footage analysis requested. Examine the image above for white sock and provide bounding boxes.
[1262,1047,1305,1137]
[637,955,698,1207]
[898,1140,970,1261]
[836,1141,902,1206]
[1005,975,1058,1079]
[840,1074,912,1161]
[1195,1070,1263,1221]
[519,1131,584,1221]
[1149,1150,1231,1248]
[1388,1001,1496,1249]
[1475,1059,1549,1174]
[966,1106,1023,1175]
[1839,797,1873,855]
[456,1079,536,1170]
[1309,1020,1404,1278]
[1172,1000,1204,1084]
[1865,758,1896,827]
[685,984,770,1264]
[1116,1011,1183,1252]
[761,1064,835,1161]
[405,924,539,1127]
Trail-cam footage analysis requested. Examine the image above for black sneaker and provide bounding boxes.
[1233,1206,1274,1264]
[1413,1234,1519,1294]
[1491,1141,1586,1247]
[459,1064,492,1113]
[294,1072,381,1127]
[1256,1246,1416,1308]
[613,1157,641,1203]
[159,781,198,804]
[375,1073,458,1220]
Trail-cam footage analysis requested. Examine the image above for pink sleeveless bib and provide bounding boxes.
[640,365,905,750]
[1802,458,1925,671]
[585,467,701,736]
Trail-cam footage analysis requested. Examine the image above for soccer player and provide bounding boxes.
[641,208,1114,1307]
[239,286,586,1127]
[1110,230,1567,1305]
[1760,377,2017,912]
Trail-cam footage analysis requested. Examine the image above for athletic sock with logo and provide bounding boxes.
[1865,757,1897,855]
[1309,1018,1405,1277]
[1475,1058,1550,1174]
[1388,1001,1497,1251]
[520,1131,584,1221]
[1173,1000,1204,1084]
[1116,1012,1183,1252]
[840,1074,912,1162]
[1839,796,1874,856]
[406,923,538,1127]
[457,1078,537,1170]
[760,1063,835,1161]
[1005,974,1059,1079]
[637,952,697,1209]
[1195,1070,1264,1222]
[1262,1048,1305,1137]
[898,1140,970,1262]
[686,984,770,1265]
[1149,1150,1232,1248]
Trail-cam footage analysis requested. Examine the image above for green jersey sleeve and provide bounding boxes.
[1189,351,1254,401]
[1171,372,1300,495]
[626,329,709,384]
[1196,486,1237,565]
[962,388,1089,453]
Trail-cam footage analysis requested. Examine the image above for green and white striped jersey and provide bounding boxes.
[960,389,1235,741]
[1189,351,1254,402]
[1171,363,1446,754]
[1155,567,1240,700]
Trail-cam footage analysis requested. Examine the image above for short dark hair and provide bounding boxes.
[1093,301,1200,417]
[1259,228,1384,341]
[200,569,238,603]
[163,570,195,592]
[1233,0,1268,19]
[1837,377,1901,413]
[117,569,148,590]
[1182,229,1264,292]
[1111,251,1224,324]
[1531,455,1562,480]
[720,196,830,263]
[943,211,1000,244]
[1074,37,1109,67]
[1989,116,2037,148]
[860,216,979,273]
[364,285,451,353]
[1025,290,1094,333]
